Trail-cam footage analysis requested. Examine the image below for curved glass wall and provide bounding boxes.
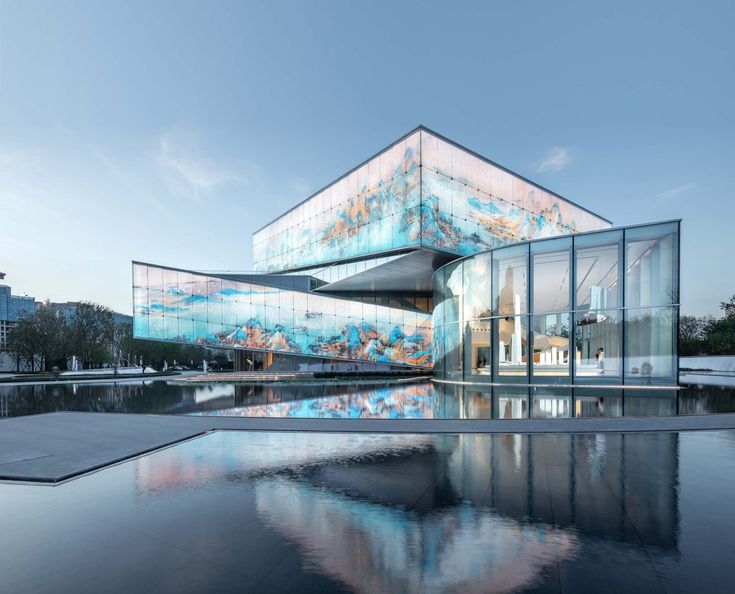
[433,221,680,386]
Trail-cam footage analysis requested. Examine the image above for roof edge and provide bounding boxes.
[252,124,612,236]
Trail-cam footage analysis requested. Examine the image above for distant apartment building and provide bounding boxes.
[43,301,132,326]
[0,275,132,372]
[0,273,36,370]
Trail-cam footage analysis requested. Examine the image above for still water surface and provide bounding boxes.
[2,429,735,592]
[1,379,733,419]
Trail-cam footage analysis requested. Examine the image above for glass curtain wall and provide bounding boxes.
[134,264,433,368]
[252,132,421,272]
[419,130,611,255]
[253,129,611,274]
[432,222,679,386]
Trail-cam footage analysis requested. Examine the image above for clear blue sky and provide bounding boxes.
[1,0,733,315]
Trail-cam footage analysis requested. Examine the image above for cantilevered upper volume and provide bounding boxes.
[252,126,612,273]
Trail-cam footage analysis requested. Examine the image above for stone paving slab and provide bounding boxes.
[0,413,207,483]
[2,411,735,483]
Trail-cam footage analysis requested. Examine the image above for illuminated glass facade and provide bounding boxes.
[433,222,680,385]
[253,128,611,272]
[253,133,422,272]
[133,263,432,368]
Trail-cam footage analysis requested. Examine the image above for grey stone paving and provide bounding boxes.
[2,411,735,483]
[0,413,206,483]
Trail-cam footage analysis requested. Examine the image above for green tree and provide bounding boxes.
[681,295,735,356]
[5,307,67,372]
[704,316,735,355]
[720,295,735,318]
[70,302,114,369]
[34,305,69,371]
[110,322,133,368]
[5,315,37,372]
[679,315,713,356]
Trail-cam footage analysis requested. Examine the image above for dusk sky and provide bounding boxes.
[1,0,733,316]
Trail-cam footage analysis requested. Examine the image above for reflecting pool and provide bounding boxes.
[2,429,735,593]
[1,380,734,419]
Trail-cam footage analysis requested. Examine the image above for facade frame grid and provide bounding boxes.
[432,220,681,388]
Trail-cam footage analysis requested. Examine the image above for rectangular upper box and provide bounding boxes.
[252,127,611,273]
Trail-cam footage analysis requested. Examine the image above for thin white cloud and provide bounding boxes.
[157,132,247,202]
[534,147,571,173]
[655,183,694,201]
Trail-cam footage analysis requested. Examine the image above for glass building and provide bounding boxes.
[433,221,680,385]
[133,126,679,382]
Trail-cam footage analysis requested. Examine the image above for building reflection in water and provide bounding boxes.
[197,381,680,419]
[134,430,679,592]
[1,378,695,419]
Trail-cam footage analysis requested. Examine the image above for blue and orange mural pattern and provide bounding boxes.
[253,130,610,272]
[133,264,433,368]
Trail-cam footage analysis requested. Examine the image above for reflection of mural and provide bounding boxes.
[256,477,577,594]
[198,383,441,419]
[133,263,432,368]
[253,129,609,272]
[135,431,435,495]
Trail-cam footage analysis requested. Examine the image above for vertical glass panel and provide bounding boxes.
[278,289,293,312]
[334,297,349,320]
[443,262,463,324]
[623,389,677,416]
[432,324,445,377]
[574,309,623,380]
[531,238,571,312]
[221,280,238,326]
[163,313,179,341]
[625,306,677,383]
[432,267,446,328]
[531,313,570,379]
[464,389,493,419]
[190,275,208,322]
[573,389,623,417]
[132,263,147,288]
[147,266,163,293]
[495,315,528,378]
[444,322,463,379]
[625,222,679,307]
[493,387,528,419]
[531,389,572,418]
[178,317,194,343]
[207,278,223,326]
[464,319,492,376]
[574,230,622,310]
[249,286,267,327]
[463,252,492,319]
[494,245,528,315]
[148,300,164,339]
[132,286,149,338]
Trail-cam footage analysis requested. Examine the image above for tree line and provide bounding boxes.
[680,295,735,356]
[5,302,210,373]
